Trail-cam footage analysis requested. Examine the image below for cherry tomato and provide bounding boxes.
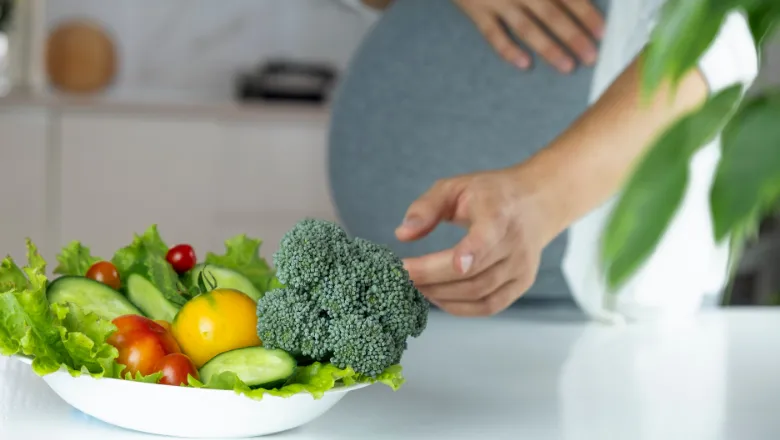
[112,330,168,377]
[108,315,186,378]
[155,353,199,386]
[86,261,121,290]
[166,244,197,274]
[111,315,181,354]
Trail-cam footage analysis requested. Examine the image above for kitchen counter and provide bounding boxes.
[0,86,331,122]
[2,306,779,439]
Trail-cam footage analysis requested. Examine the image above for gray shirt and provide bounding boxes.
[328,0,609,303]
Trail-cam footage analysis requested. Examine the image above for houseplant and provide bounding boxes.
[601,0,780,299]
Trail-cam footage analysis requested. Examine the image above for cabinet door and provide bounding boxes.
[214,117,336,260]
[59,112,220,258]
[0,108,50,265]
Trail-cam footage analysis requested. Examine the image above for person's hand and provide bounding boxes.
[395,166,565,317]
[452,0,605,73]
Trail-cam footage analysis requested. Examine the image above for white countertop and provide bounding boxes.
[0,86,331,122]
[2,306,779,439]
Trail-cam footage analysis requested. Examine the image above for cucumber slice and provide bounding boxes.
[47,276,143,321]
[126,274,180,322]
[188,264,263,302]
[199,346,297,389]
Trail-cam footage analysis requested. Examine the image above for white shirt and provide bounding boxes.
[563,0,760,323]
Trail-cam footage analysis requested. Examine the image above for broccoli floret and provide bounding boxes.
[255,287,331,360]
[257,218,429,377]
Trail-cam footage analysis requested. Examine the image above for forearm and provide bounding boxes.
[519,9,758,240]
[360,0,394,10]
[520,55,708,236]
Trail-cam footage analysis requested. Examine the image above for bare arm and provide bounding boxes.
[518,57,707,237]
[517,11,759,240]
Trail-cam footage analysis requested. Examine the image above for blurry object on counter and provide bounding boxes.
[0,0,13,31]
[0,0,15,95]
[235,59,337,105]
[45,19,116,94]
[0,0,47,97]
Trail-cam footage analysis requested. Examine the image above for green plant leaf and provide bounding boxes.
[641,0,734,100]
[602,84,743,290]
[711,89,780,241]
[746,2,780,47]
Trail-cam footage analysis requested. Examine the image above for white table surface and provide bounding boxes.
[1,306,779,440]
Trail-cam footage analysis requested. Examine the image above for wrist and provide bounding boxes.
[506,152,576,245]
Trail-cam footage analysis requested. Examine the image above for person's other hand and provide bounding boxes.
[395,166,564,317]
[452,0,605,73]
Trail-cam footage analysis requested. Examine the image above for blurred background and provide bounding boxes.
[0,0,777,306]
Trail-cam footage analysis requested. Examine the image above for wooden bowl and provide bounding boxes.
[46,19,117,93]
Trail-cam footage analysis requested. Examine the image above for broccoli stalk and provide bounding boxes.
[256,219,429,377]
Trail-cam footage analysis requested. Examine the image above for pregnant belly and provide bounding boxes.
[327,0,606,301]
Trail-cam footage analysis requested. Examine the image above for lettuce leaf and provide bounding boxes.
[188,362,405,401]
[0,240,119,377]
[53,241,101,276]
[204,234,276,293]
[111,225,185,306]
[121,369,164,383]
[0,257,27,291]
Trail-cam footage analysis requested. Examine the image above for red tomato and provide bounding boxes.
[155,323,182,354]
[112,330,168,377]
[114,314,165,333]
[108,315,183,378]
[111,315,181,354]
[86,261,121,290]
[155,353,199,386]
[166,244,196,274]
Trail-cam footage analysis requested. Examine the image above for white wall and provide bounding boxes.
[44,0,374,101]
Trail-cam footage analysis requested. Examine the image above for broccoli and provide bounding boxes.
[256,218,429,377]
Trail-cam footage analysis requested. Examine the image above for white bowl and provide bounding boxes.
[13,355,369,438]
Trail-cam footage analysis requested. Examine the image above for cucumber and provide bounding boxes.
[188,264,264,302]
[47,276,143,321]
[199,347,297,389]
[126,274,180,322]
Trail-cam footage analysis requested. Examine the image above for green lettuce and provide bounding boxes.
[0,240,119,377]
[53,241,101,276]
[204,234,277,293]
[111,225,185,306]
[188,362,405,401]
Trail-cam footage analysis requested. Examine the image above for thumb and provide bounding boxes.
[396,181,460,241]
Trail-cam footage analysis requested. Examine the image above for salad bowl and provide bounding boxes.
[13,355,370,438]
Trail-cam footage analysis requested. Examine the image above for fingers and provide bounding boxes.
[451,216,508,276]
[403,213,509,286]
[521,0,598,69]
[432,279,522,317]
[395,180,462,242]
[560,0,605,40]
[419,257,511,302]
[501,4,576,73]
[467,7,533,69]
[404,249,458,286]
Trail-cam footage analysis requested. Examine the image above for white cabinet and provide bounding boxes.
[58,112,221,258]
[0,107,51,265]
[213,116,337,260]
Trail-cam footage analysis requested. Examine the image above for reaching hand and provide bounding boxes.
[452,0,605,73]
[395,166,564,317]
